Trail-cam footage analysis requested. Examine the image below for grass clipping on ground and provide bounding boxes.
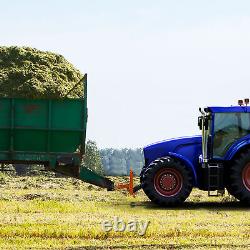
[0,174,249,249]
[0,46,83,99]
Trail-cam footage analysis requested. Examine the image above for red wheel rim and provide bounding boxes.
[242,163,250,191]
[154,168,183,197]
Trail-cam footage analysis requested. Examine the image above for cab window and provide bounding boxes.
[213,113,250,157]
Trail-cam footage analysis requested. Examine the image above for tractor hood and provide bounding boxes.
[143,136,202,168]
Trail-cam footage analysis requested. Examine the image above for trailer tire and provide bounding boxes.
[227,149,250,205]
[141,157,193,206]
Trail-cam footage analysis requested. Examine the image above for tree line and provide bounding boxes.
[100,148,144,176]
[83,140,144,176]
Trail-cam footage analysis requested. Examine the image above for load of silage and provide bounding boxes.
[0,46,84,98]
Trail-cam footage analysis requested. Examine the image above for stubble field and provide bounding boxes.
[0,173,249,249]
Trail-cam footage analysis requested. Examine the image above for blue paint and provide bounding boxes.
[224,135,250,160]
[208,106,250,113]
[143,136,201,186]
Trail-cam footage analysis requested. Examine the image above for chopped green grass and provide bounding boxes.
[0,175,249,249]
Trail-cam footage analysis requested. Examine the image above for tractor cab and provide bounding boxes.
[198,100,250,164]
[197,100,250,194]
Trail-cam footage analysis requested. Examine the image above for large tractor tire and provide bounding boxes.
[141,157,193,206]
[140,165,147,183]
[226,149,250,205]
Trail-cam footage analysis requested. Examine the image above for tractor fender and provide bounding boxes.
[168,152,198,186]
[225,138,250,160]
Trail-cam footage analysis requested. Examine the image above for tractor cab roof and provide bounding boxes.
[207,106,250,113]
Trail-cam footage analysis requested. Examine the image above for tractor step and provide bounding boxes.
[207,163,224,196]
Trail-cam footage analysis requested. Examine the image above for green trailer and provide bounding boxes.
[0,74,114,190]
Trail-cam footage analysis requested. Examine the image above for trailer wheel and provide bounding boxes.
[227,149,250,205]
[141,157,193,206]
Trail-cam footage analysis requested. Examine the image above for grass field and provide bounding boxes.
[0,173,249,249]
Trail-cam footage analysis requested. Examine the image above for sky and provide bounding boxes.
[1,0,250,148]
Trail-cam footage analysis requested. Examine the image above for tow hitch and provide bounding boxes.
[79,167,142,196]
[116,169,142,196]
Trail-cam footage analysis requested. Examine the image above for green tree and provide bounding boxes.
[83,140,104,175]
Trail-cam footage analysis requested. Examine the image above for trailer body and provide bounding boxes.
[0,75,114,190]
[0,98,86,166]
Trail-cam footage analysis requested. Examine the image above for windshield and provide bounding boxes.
[213,113,250,158]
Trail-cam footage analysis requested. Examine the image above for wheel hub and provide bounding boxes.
[159,174,177,191]
[242,163,250,191]
[154,168,183,197]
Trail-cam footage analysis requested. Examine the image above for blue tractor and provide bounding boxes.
[140,99,250,206]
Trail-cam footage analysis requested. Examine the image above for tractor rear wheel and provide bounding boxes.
[227,149,250,205]
[141,157,193,206]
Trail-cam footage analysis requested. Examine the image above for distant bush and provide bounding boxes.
[0,46,83,98]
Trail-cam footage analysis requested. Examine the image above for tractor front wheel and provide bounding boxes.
[141,157,193,206]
